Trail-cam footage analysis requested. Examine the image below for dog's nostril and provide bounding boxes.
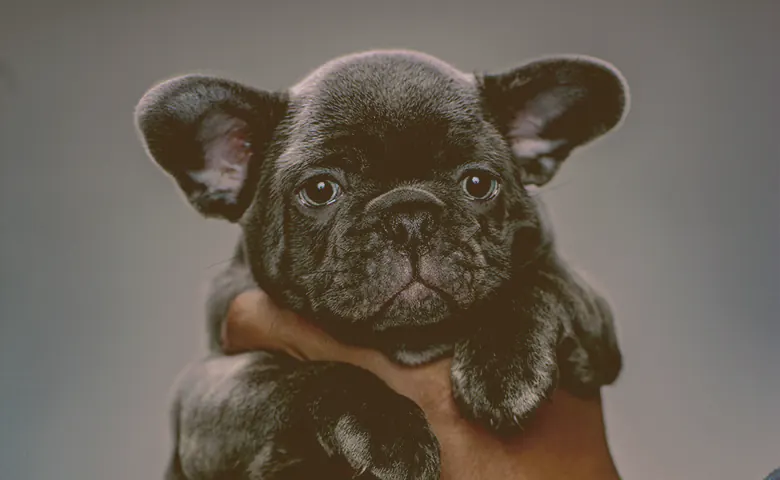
[390,220,410,243]
[383,210,438,247]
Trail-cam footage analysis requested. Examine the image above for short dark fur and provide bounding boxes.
[136,50,627,480]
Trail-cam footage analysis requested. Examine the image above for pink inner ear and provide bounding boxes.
[507,87,573,159]
[508,112,566,159]
[191,114,252,195]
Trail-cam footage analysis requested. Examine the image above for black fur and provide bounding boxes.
[136,50,628,479]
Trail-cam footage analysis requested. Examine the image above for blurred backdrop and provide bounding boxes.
[0,1,778,479]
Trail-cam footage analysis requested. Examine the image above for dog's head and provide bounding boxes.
[136,50,627,357]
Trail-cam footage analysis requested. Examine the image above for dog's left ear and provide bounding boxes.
[135,75,288,222]
[480,56,629,186]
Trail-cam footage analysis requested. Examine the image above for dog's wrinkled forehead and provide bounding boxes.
[282,51,487,176]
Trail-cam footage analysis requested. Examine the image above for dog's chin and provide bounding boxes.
[311,281,465,365]
[363,282,466,365]
[372,281,453,331]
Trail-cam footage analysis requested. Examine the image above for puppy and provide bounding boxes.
[136,49,628,480]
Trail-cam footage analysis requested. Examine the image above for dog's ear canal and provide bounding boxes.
[480,56,629,186]
[135,75,288,221]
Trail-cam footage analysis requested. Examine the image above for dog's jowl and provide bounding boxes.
[136,50,628,480]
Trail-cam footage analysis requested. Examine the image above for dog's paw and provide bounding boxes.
[450,340,557,435]
[557,296,623,397]
[557,334,620,398]
[297,364,441,480]
[315,392,441,480]
[326,410,439,479]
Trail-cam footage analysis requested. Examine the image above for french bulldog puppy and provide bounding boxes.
[136,49,628,480]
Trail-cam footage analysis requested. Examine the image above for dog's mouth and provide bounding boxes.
[391,281,439,305]
[305,275,471,361]
[371,279,455,331]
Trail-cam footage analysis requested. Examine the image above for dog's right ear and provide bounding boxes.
[135,75,288,222]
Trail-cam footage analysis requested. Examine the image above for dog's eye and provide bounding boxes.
[461,171,500,201]
[298,177,342,207]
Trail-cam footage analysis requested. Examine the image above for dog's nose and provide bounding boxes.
[366,186,444,248]
[383,208,439,248]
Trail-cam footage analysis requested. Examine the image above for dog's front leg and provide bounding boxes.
[450,253,622,435]
[165,352,441,480]
[449,279,561,435]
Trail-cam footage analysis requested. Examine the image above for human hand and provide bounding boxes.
[222,289,621,480]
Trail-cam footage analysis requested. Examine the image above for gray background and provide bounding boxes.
[0,0,778,479]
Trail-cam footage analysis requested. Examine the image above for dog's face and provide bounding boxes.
[136,50,627,355]
[261,54,526,335]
